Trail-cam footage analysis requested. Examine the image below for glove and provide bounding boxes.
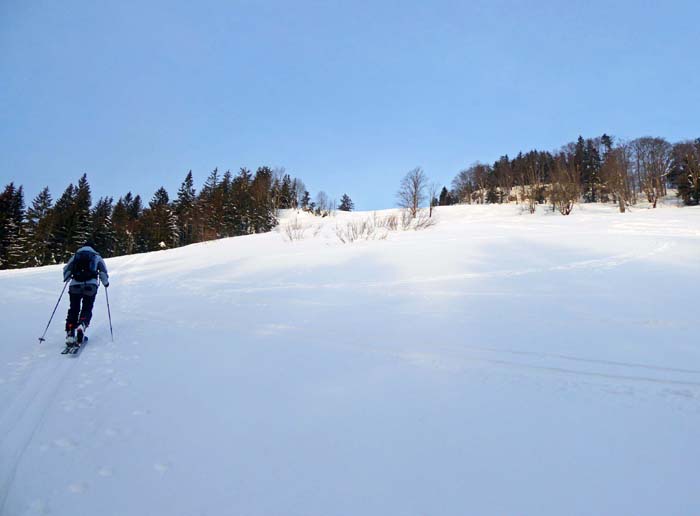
[103,282,109,288]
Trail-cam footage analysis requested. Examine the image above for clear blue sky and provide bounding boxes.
[1,0,698,210]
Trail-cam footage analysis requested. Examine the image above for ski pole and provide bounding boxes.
[38,280,69,343]
[105,286,114,342]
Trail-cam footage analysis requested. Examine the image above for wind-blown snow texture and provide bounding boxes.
[1,204,699,516]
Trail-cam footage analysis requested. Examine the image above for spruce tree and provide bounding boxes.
[50,184,77,262]
[219,170,237,237]
[199,168,224,240]
[583,139,602,202]
[144,187,179,249]
[26,187,54,265]
[73,174,93,246]
[338,194,354,211]
[175,171,197,245]
[232,168,253,234]
[280,175,293,209]
[112,193,140,255]
[438,186,452,206]
[0,183,14,268]
[250,167,276,232]
[301,190,311,211]
[0,184,30,268]
[92,197,115,257]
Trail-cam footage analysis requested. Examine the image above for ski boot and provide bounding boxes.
[65,326,76,347]
[76,321,88,345]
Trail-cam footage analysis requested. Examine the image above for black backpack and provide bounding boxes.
[70,250,98,281]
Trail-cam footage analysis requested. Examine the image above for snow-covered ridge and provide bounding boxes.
[1,203,699,515]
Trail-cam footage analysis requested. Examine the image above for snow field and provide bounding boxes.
[1,202,699,515]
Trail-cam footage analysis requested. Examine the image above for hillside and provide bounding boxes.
[1,203,699,516]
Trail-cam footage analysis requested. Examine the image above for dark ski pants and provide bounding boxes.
[65,283,98,331]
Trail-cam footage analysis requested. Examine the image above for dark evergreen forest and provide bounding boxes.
[0,167,311,269]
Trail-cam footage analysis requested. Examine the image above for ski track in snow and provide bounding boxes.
[0,354,73,512]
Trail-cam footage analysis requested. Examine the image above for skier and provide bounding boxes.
[62,242,109,347]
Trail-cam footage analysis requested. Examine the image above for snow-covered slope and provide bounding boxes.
[1,203,699,516]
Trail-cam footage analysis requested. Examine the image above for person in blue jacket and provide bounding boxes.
[62,242,109,346]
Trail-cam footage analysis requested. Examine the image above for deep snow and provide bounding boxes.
[1,203,699,516]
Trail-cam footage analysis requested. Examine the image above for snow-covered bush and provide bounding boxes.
[400,208,437,230]
[334,215,389,243]
[335,211,437,243]
[282,218,308,241]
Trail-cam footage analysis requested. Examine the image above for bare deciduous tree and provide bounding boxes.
[397,167,428,218]
[471,163,491,204]
[631,137,672,208]
[524,163,544,214]
[550,153,580,215]
[451,163,491,204]
[601,143,632,213]
[451,169,474,204]
[315,191,331,216]
[428,182,440,217]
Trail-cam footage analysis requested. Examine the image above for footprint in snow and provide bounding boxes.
[153,461,171,474]
[67,482,88,494]
[53,438,76,450]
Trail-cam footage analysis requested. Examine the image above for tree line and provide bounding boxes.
[440,135,700,214]
[0,167,328,269]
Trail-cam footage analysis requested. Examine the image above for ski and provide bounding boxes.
[61,336,88,356]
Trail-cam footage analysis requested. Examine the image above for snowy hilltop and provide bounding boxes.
[1,203,699,516]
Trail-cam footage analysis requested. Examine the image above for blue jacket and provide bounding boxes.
[62,246,109,287]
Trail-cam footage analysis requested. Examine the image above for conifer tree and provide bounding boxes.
[199,168,223,240]
[220,170,236,237]
[175,171,197,245]
[73,174,93,246]
[51,184,77,262]
[280,175,293,209]
[26,187,54,265]
[438,186,453,206]
[583,139,602,202]
[301,190,311,211]
[0,183,14,267]
[142,187,178,250]
[112,193,140,255]
[338,194,354,211]
[92,197,116,256]
[0,184,30,268]
[232,168,254,234]
[250,167,276,232]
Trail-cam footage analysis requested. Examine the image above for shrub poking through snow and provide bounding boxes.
[335,211,436,243]
[282,218,307,241]
[335,215,389,243]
